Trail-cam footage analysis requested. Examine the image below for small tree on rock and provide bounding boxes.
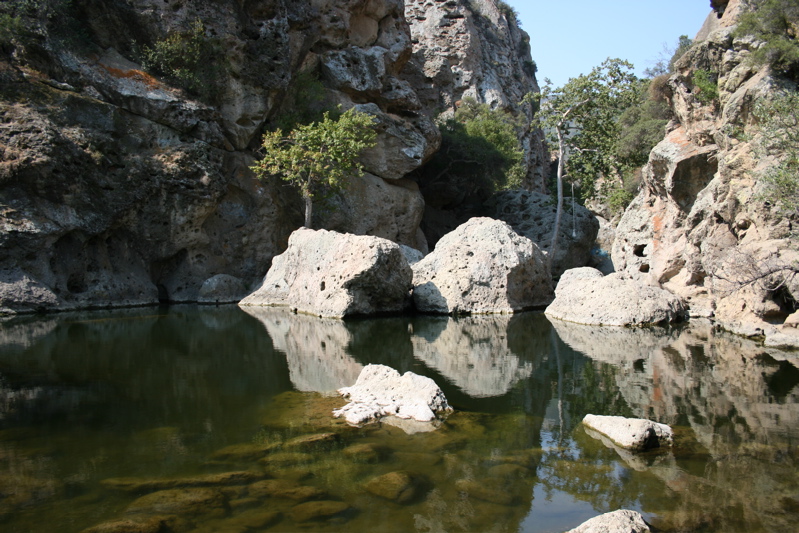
[251,109,377,228]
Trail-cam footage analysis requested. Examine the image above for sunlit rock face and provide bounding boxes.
[403,0,548,191]
[412,218,553,314]
[240,229,413,318]
[241,307,363,395]
[411,315,533,397]
[611,2,798,344]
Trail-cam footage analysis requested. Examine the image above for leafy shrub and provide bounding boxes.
[753,91,799,217]
[734,0,799,80]
[139,20,223,102]
[424,98,525,200]
[692,69,719,104]
[273,70,334,132]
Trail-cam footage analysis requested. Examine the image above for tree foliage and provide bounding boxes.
[528,58,639,267]
[422,98,525,202]
[251,109,377,228]
[139,20,223,102]
[753,90,799,218]
[734,0,799,80]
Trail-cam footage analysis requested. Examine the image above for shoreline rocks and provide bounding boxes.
[412,218,553,315]
[545,268,686,327]
[239,229,413,318]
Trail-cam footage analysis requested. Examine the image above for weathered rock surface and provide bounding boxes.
[486,190,600,278]
[125,488,228,518]
[289,500,352,523]
[333,364,451,426]
[582,415,673,451]
[611,2,798,342]
[0,0,454,314]
[197,274,248,304]
[566,510,651,533]
[412,217,553,315]
[403,0,548,191]
[545,268,686,326]
[239,228,413,318]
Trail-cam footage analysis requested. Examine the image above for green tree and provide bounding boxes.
[734,0,799,80]
[419,98,525,205]
[753,90,799,218]
[526,59,638,269]
[251,109,377,228]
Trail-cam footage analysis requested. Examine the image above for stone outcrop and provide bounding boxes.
[566,510,652,533]
[545,267,686,327]
[582,415,673,451]
[0,0,451,314]
[611,1,798,344]
[239,228,412,318]
[333,364,451,427]
[486,190,600,278]
[403,0,547,191]
[412,217,553,314]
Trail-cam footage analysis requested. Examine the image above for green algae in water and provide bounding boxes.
[0,307,797,532]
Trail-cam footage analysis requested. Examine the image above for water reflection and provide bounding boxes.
[242,307,365,394]
[0,308,795,532]
[411,315,534,397]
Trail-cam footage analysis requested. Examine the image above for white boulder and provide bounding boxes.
[239,228,412,318]
[566,510,651,533]
[412,217,553,315]
[333,364,451,427]
[582,414,673,451]
[545,268,686,326]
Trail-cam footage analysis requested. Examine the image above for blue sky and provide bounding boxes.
[510,0,714,87]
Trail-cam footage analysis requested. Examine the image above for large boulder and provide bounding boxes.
[486,190,600,278]
[566,510,652,533]
[412,218,553,315]
[239,229,412,318]
[545,268,686,327]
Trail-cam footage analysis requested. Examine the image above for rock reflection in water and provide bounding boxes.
[242,307,364,394]
[547,317,799,533]
[412,315,536,397]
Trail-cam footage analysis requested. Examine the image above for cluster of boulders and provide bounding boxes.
[240,217,554,318]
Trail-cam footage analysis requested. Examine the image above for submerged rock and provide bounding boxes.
[412,217,553,315]
[289,500,352,523]
[363,471,424,504]
[545,268,686,326]
[582,415,673,452]
[566,509,651,533]
[125,487,228,517]
[333,364,451,427]
[239,228,412,318]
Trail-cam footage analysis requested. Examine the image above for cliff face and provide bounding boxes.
[612,0,799,345]
[0,0,544,314]
[403,0,547,190]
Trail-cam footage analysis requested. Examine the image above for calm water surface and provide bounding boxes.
[0,306,797,532]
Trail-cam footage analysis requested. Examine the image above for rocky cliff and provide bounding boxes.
[612,0,799,346]
[0,0,543,314]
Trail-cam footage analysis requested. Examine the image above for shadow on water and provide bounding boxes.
[0,307,796,532]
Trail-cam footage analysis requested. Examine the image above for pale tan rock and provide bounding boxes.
[412,217,553,315]
[240,228,413,318]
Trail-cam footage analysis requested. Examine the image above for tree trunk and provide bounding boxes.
[548,128,565,274]
[303,193,313,229]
